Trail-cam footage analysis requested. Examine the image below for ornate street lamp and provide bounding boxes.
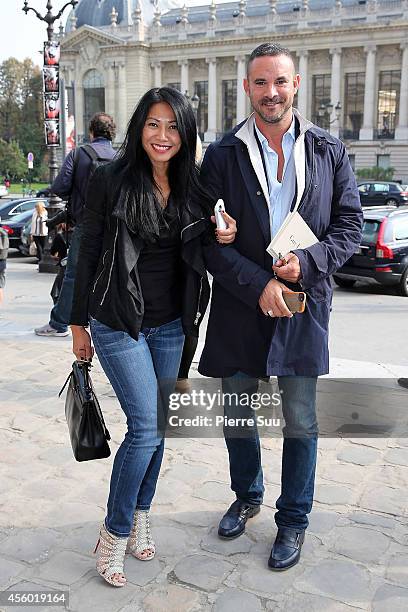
[191,92,200,121]
[22,0,78,272]
[318,101,342,125]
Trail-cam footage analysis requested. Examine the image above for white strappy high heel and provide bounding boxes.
[94,523,128,587]
[126,509,156,561]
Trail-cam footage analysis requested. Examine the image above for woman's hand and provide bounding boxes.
[211,211,237,244]
[71,325,94,361]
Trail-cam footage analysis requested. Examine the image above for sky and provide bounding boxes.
[0,1,232,68]
[0,1,52,67]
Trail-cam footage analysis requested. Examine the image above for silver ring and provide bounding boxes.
[267,310,274,317]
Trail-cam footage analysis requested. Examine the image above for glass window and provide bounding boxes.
[377,71,401,137]
[222,79,237,133]
[19,201,36,212]
[312,74,331,129]
[344,73,364,137]
[377,154,390,169]
[372,183,389,192]
[194,81,208,140]
[358,183,368,193]
[394,216,408,240]
[83,70,105,135]
[362,220,380,244]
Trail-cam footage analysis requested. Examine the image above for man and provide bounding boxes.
[35,113,116,337]
[198,43,363,570]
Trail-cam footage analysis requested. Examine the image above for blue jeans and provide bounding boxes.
[90,317,184,537]
[222,374,318,531]
[49,225,82,333]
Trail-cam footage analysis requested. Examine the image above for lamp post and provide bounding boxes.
[23,0,78,272]
[318,101,342,128]
[191,92,200,122]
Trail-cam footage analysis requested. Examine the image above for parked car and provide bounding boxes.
[0,185,8,198]
[0,198,41,222]
[333,205,408,296]
[36,186,52,198]
[357,181,408,207]
[0,209,36,250]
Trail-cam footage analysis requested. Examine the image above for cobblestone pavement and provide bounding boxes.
[0,258,407,612]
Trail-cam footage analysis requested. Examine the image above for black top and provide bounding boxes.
[137,197,183,328]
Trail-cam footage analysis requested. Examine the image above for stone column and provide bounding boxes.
[395,42,408,140]
[152,61,162,88]
[235,55,247,124]
[178,59,189,96]
[105,62,115,117]
[360,45,376,141]
[75,79,84,142]
[117,62,127,142]
[296,50,308,118]
[329,48,342,137]
[205,58,217,142]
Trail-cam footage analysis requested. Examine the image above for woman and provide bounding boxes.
[70,87,236,587]
[30,201,48,261]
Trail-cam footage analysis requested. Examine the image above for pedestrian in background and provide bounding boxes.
[30,201,48,262]
[35,112,116,337]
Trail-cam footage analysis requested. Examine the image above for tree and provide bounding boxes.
[0,58,45,174]
[356,167,395,181]
[0,139,27,180]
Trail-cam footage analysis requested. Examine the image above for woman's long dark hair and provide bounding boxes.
[115,87,212,241]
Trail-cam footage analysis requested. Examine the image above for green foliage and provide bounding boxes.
[0,139,27,180]
[0,58,45,177]
[356,166,395,181]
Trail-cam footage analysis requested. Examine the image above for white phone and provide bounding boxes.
[214,199,227,231]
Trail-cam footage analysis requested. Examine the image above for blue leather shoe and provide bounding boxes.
[218,500,261,539]
[268,527,305,571]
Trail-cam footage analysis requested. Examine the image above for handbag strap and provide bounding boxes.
[58,359,92,397]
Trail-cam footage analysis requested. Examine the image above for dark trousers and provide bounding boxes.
[222,373,318,530]
[49,225,82,333]
[33,236,46,261]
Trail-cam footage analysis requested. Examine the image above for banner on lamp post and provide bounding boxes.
[44,120,60,146]
[44,41,60,67]
[43,66,59,94]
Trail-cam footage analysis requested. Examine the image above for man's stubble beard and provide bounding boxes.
[252,98,293,125]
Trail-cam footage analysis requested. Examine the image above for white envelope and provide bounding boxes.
[266,211,318,260]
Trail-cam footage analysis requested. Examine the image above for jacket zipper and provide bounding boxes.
[100,220,118,306]
[194,276,203,325]
[180,218,204,238]
[92,250,109,293]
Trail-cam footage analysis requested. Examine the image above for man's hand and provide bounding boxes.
[259,279,293,318]
[210,211,237,244]
[272,252,302,283]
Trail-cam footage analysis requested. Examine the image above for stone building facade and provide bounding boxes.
[60,0,408,180]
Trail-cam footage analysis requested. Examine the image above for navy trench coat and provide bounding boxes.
[198,111,363,378]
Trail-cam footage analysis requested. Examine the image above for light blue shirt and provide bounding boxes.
[255,117,296,241]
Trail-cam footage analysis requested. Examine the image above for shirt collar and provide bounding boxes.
[254,115,295,150]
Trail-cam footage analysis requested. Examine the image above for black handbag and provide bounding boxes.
[59,360,111,462]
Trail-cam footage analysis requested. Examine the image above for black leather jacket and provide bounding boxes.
[70,162,211,339]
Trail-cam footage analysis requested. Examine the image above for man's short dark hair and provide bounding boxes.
[247,43,295,77]
[89,112,116,141]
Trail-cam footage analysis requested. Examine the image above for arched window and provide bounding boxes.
[83,69,105,136]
